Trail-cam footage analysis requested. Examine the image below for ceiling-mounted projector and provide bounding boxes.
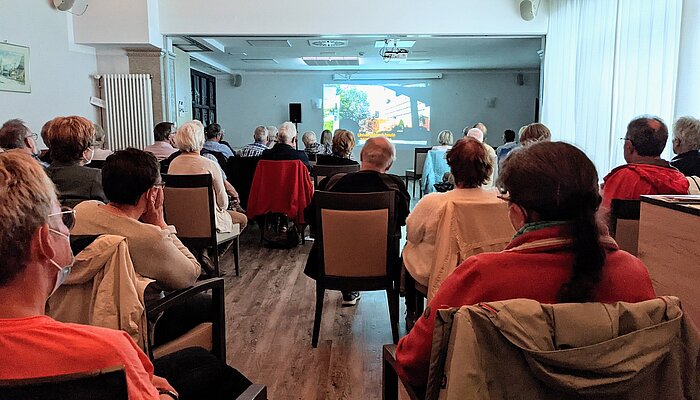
[382,48,409,61]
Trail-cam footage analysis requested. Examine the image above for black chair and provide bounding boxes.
[312,191,400,347]
[0,366,128,400]
[609,199,641,255]
[226,156,261,210]
[405,147,431,198]
[162,174,241,277]
[311,163,360,187]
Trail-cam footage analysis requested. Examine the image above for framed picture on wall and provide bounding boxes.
[0,42,31,93]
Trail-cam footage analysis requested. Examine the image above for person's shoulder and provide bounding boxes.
[604,164,636,182]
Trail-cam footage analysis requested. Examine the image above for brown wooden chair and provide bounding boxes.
[0,366,128,400]
[609,199,641,255]
[311,191,400,347]
[405,147,431,198]
[162,173,241,277]
[312,163,360,187]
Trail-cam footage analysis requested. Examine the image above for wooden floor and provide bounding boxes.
[221,224,410,400]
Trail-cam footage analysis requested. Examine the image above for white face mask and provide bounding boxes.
[48,228,74,297]
[83,147,94,165]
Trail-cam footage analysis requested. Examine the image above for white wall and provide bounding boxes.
[0,0,98,148]
[72,0,162,48]
[675,0,700,118]
[159,0,549,36]
[173,47,192,126]
[216,70,540,174]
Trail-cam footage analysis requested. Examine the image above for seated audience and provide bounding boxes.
[0,150,252,399]
[403,138,499,287]
[519,122,551,145]
[90,123,113,161]
[319,129,333,155]
[316,129,358,165]
[144,121,178,161]
[240,125,269,157]
[169,121,248,232]
[304,136,410,305]
[464,127,497,186]
[260,121,312,171]
[671,116,700,176]
[302,130,321,157]
[266,125,278,148]
[203,123,235,159]
[496,129,518,164]
[0,118,46,166]
[45,116,107,207]
[601,116,689,210]
[433,130,453,150]
[395,141,657,387]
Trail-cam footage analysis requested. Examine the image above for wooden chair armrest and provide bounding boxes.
[383,344,425,400]
[236,384,267,400]
[146,278,224,316]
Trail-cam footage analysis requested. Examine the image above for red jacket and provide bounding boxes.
[395,225,656,387]
[601,162,689,209]
[246,160,313,223]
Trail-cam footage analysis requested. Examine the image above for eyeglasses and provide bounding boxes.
[620,137,632,142]
[496,192,512,202]
[153,182,166,188]
[26,132,38,141]
[49,207,76,230]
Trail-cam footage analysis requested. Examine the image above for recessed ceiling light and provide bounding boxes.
[308,39,349,48]
[374,40,416,48]
[404,59,432,64]
[302,56,359,66]
[246,40,291,47]
[241,59,279,64]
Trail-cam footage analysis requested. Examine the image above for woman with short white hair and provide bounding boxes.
[302,131,320,157]
[433,130,453,150]
[672,116,700,176]
[168,120,247,232]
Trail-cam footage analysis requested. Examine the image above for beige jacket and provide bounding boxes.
[427,297,700,400]
[46,235,154,350]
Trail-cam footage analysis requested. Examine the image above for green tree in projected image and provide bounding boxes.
[338,87,371,123]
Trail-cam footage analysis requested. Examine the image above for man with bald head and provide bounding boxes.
[601,116,689,210]
[303,136,410,305]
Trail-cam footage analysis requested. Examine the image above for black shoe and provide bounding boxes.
[341,291,361,306]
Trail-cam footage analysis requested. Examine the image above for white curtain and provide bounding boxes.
[542,0,683,178]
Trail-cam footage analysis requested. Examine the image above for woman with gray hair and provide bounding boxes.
[433,130,453,150]
[168,120,247,232]
[671,116,700,176]
[301,131,320,157]
[266,125,278,148]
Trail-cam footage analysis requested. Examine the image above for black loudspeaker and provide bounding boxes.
[516,73,525,86]
[289,103,302,123]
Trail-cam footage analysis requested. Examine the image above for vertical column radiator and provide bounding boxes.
[101,74,154,150]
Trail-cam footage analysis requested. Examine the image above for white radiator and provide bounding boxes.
[101,74,154,150]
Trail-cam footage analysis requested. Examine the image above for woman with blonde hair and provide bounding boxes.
[519,123,552,145]
[433,130,453,149]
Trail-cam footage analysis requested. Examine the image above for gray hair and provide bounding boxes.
[277,121,297,144]
[254,126,269,142]
[174,120,205,152]
[266,125,278,142]
[437,130,453,146]
[302,131,317,147]
[674,116,700,151]
[361,136,395,170]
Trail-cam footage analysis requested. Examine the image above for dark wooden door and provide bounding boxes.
[191,69,217,126]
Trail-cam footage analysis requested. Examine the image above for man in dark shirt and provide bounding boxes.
[671,116,700,176]
[304,136,410,305]
[260,122,312,171]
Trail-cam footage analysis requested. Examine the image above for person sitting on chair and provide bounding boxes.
[260,121,312,171]
[519,122,551,145]
[496,129,518,164]
[0,118,46,167]
[304,136,410,306]
[319,129,333,155]
[316,129,358,166]
[432,130,453,151]
[144,122,178,161]
[301,130,321,158]
[671,116,700,177]
[240,125,269,157]
[394,141,657,388]
[202,123,235,159]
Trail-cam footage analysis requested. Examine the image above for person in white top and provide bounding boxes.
[144,122,178,161]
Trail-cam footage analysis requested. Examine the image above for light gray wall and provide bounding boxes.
[216,70,540,174]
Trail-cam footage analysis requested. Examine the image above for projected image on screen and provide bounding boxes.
[323,83,431,145]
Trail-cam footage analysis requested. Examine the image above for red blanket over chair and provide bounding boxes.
[246,160,314,223]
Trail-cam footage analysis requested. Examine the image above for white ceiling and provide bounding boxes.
[172,36,543,73]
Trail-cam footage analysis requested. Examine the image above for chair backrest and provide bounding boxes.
[225,156,260,209]
[315,191,395,279]
[162,173,217,249]
[610,199,641,255]
[421,149,451,195]
[312,164,360,187]
[0,366,127,400]
[687,176,700,195]
[414,147,431,177]
[247,159,314,223]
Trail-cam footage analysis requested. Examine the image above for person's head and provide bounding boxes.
[519,123,551,145]
[623,116,667,162]
[332,129,356,158]
[254,126,269,144]
[174,120,205,153]
[672,116,700,155]
[101,148,161,214]
[0,150,73,299]
[473,122,488,136]
[465,128,484,142]
[92,123,106,149]
[503,129,516,143]
[321,129,333,145]
[0,119,39,155]
[497,141,604,303]
[277,122,297,145]
[266,125,278,142]
[204,123,224,142]
[360,136,395,172]
[447,138,492,188]
[46,116,95,164]
[154,122,175,143]
[437,130,454,146]
[302,131,317,148]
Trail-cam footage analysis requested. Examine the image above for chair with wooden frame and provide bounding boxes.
[405,147,431,198]
[311,163,360,187]
[0,366,128,400]
[162,173,241,277]
[609,199,641,256]
[311,191,400,347]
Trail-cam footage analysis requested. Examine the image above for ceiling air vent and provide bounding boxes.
[172,37,211,53]
[308,39,349,48]
[246,40,292,47]
[302,57,359,66]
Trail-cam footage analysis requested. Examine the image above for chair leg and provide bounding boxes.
[213,244,220,277]
[387,287,400,344]
[412,178,416,198]
[312,285,324,348]
[233,236,240,277]
[383,349,399,400]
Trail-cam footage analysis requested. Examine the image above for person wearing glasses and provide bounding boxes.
[601,116,689,211]
[0,118,47,167]
[394,141,657,388]
[203,123,235,159]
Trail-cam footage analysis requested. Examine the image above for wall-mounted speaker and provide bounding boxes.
[516,73,525,86]
[53,0,76,11]
[289,103,302,123]
[520,0,537,21]
[231,74,242,87]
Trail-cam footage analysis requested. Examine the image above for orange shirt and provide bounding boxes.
[0,315,159,400]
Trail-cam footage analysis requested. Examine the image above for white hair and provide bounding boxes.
[361,136,395,170]
[674,116,700,151]
[277,121,297,144]
[254,126,268,142]
[266,125,278,141]
[437,130,453,146]
[302,131,317,147]
[174,120,205,152]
